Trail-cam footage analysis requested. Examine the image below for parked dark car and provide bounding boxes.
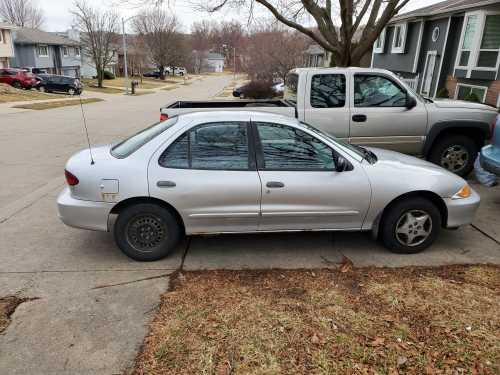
[0,68,38,89]
[36,74,83,95]
[480,115,500,176]
[143,71,161,78]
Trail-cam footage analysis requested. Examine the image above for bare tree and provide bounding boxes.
[198,0,410,67]
[72,1,119,88]
[0,0,44,28]
[133,9,183,79]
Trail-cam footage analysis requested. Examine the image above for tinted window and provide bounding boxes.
[284,73,298,104]
[111,117,179,158]
[354,75,406,107]
[256,122,335,170]
[310,74,346,108]
[159,122,250,170]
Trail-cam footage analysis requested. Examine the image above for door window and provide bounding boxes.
[255,122,335,170]
[159,122,251,170]
[354,75,406,107]
[310,74,346,108]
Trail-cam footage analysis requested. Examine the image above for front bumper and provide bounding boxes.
[443,187,480,228]
[57,187,114,231]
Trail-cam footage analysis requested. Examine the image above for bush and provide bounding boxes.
[240,80,276,99]
[436,87,449,98]
[103,70,115,80]
[464,92,480,103]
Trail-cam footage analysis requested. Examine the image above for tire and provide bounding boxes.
[380,197,441,254]
[114,203,182,261]
[12,81,22,89]
[68,88,76,95]
[427,134,478,177]
[38,85,46,92]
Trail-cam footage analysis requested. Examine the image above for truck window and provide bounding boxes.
[310,74,346,108]
[284,73,298,105]
[354,75,406,107]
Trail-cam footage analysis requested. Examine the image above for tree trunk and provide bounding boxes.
[97,67,103,88]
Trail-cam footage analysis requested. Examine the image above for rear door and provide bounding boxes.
[303,72,350,141]
[253,121,371,231]
[148,120,262,234]
[349,73,427,154]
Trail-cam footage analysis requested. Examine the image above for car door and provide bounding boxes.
[303,72,350,141]
[253,121,371,231]
[349,73,427,155]
[148,121,262,234]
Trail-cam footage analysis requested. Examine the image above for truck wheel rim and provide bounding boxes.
[440,145,468,172]
[126,214,166,252]
[395,210,432,247]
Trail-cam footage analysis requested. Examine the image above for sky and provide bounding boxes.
[37,0,445,33]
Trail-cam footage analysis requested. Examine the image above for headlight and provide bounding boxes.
[452,184,471,199]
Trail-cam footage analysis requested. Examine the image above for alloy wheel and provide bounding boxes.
[395,210,433,247]
[126,214,167,252]
[68,88,75,95]
[440,145,469,173]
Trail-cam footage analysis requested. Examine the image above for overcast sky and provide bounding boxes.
[37,0,444,33]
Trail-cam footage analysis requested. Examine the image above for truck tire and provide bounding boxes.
[428,135,477,177]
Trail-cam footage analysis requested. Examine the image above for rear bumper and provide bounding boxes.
[57,187,114,231]
[480,146,500,176]
[443,188,480,228]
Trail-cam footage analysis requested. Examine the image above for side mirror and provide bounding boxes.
[233,90,241,98]
[336,156,350,172]
[406,95,417,109]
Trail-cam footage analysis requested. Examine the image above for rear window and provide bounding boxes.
[284,73,298,105]
[111,116,179,158]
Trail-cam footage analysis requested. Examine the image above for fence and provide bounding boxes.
[401,74,419,91]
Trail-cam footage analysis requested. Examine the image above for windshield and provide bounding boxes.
[111,116,178,158]
[284,73,298,105]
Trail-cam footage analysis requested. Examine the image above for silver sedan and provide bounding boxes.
[57,111,480,261]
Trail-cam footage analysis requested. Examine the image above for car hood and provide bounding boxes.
[432,99,496,112]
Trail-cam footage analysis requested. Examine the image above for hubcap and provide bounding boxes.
[440,145,469,172]
[126,214,166,251]
[395,210,432,247]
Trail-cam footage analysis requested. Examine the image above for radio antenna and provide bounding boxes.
[78,93,95,165]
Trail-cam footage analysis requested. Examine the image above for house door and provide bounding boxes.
[421,51,437,97]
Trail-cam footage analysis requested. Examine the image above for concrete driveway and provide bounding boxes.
[1,73,499,374]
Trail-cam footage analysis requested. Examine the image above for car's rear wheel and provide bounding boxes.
[380,197,441,254]
[114,203,182,261]
[428,135,477,177]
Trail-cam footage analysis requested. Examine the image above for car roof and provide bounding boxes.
[177,110,300,125]
[289,67,396,76]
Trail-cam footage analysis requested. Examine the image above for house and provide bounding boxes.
[371,0,500,107]
[0,22,16,68]
[10,27,81,77]
[205,52,225,73]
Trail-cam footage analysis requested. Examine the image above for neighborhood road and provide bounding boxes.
[0,74,499,374]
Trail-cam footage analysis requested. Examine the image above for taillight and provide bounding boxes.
[65,169,79,186]
[160,113,168,122]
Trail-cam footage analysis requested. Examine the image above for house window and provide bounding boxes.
[455,83,487,103]
[374,28,386,53]
[37,45,48,57]
[75,47,80,56]
[62,46,69,57]
[0,30,3,43]
[391,23,407,53]
[477,15,500,68]
[457,14,478,67]
[432,27,440,42]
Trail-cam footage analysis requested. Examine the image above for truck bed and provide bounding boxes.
[161,99,296,118]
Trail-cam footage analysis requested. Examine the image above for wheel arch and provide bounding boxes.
[373,190,448,239]
[423,121,490,157]
[108,196,185,233]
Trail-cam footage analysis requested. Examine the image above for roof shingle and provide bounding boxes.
[13,28,79,46]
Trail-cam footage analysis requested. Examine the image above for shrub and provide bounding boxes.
[464,92,480,103]
[436,87,449,98]
[103,70,115,80]
[240,80,276,99]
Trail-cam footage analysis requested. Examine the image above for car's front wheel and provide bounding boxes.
[68,88,76,95]
[114,203,182,261]
[38,85,46,92]
[380,197,441,254]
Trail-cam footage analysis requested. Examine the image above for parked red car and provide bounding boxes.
[0,68,38,89]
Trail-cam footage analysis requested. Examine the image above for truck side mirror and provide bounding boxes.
[406,95,417,109]
[335,156,351,172]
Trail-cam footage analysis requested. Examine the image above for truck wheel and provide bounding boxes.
[114,203,182,261]
[381,197,441,254]
[428,135,477,177]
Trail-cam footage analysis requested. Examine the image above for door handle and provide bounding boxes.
[157,180,176,188]
[266,181,285,188]
[352,114,367,122]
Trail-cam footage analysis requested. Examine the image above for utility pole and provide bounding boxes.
[121,17,129,94]
[233,46,236,80]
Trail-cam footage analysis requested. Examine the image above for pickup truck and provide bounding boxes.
[160,67,498,177]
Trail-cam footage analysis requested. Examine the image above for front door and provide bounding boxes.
[349,73,428,155]
[253,121,371,231]
[148,121,262,234]
[421,51,437,97]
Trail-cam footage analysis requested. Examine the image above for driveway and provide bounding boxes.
[1,73,499,374]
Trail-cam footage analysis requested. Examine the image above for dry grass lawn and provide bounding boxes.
[0,83,61,103]
[132,265,499,375]
[13,98,103,110]
[0,296,25,333]
[83,85,124,94]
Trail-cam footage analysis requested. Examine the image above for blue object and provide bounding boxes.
[480,115,500,178]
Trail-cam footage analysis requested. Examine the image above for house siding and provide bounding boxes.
[372,21,421,73]
[438,17,463,95]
